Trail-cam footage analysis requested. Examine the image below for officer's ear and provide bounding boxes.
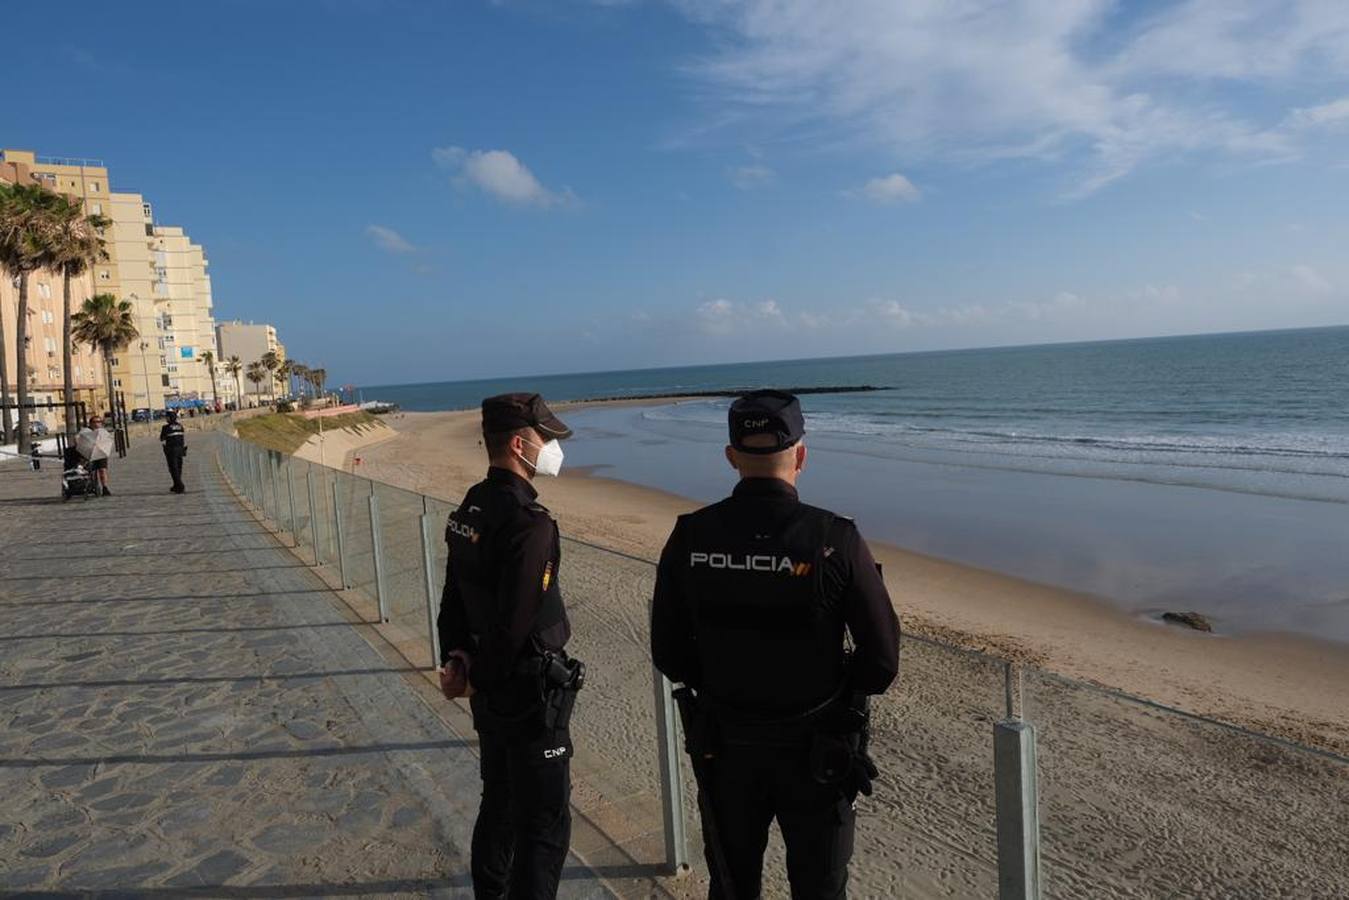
[724,445,738,472]
[794,442,807,474]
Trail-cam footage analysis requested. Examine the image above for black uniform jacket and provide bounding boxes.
[438,467,571,696]
[652,478,899,714]
[160,422,186,453]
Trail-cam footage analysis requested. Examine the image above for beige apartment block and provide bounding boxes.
[1,151,109,426]
[216,320,286,407]
[107,191,170,411]
[151,225,219,406]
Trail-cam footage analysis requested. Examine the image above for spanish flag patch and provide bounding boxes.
[542,561,554,591]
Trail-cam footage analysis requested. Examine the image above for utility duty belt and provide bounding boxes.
[471,649,586,739]
[677,686,878,800]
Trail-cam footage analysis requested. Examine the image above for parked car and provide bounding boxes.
[29,421,49,437]
[131,408,153,423]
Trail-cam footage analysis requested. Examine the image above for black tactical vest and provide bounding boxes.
[445,483,566,650]
[681,500,846,718]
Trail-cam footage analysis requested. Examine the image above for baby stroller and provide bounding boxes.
[62,446,99,501]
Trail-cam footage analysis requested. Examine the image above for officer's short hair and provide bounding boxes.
[485,427,532,460]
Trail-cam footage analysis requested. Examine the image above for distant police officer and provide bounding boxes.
[438,393,585,900]
[651,389,900,899]
[160,411,187,494]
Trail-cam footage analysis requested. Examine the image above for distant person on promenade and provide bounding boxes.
[160,411,187,493]
[437,393,584,900]
[651,389,900,899]
[79,415,114,497]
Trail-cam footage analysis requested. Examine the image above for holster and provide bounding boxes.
[472,650,585,739]
[809,692,877,799]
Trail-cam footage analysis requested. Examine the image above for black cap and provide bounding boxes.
[481,393,573,440]
[728,389,804,454]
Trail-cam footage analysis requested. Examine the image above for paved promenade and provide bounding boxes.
[0,436,615,897]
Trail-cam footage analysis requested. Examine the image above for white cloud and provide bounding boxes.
[1291,264,1333,293]
[433,146,573,207]
[365,224,416,254]
[728,163,776,189]
[1286,96,1349,131]
[855,173,921,204]
[671,0,1349,195]
[695,297,791,335]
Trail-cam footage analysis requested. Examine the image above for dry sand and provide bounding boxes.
[352,404,1349,898]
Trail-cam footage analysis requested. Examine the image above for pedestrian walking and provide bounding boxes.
[161,410,187,493]
[437,393,585,900]
[79,415,114,496]
[651,389,900,899]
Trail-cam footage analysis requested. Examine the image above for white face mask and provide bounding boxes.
[518,438,564,478]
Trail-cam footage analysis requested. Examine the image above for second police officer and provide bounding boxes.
[160,410,188,494]
[437,393,585,900]
[651,389,900,899]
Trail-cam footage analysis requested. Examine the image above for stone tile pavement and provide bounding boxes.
[0,436,621,897]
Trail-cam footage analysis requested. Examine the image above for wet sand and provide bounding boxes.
[354,405,1349,898]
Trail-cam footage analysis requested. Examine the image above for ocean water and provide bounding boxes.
[368,327,1349,639]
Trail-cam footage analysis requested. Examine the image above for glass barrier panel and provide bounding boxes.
[375,481,435,669]
[310,463,335,567]
[274,452,294,536]
[287,456,315,552]
[556,538,669,866]
[1025,667,1349,898]
[336,470,377,598]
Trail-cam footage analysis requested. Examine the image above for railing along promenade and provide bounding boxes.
[216,433,1349,899]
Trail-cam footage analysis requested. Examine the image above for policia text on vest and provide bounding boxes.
[652,390,901,899]
[436,393,583,900]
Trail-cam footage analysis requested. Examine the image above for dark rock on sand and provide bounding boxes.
[1162,611,1213,632]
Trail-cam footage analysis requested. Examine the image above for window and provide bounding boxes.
[142,202,152,218]
[38,283,51,299]
[90,182,100,192]
[154,282,168,296]
[74,366,81,377]
[161,375,171,387]
[45,337,56,352]
[42,310,54,324]
[91,202,102,216]
[109,358,119,366]
[99,270,111,281]
[145,224,154,237]
[113,378,123,388]
[154,251,167,266]
[155,267,168,281]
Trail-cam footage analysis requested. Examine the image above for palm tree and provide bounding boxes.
[290,362,310,402]
[0,182,60,453]
[70,294,139,417]
[200,348,219,409]
[245,361,266,408]
[47,194,108,434]
[276,359,292,400]
[225,355,243,410]
[311,367,328,407]
[0,185,18,444]
[260,350,280,404]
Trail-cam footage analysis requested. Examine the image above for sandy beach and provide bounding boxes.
[325,402,1349,896]
[358,404,1349,754]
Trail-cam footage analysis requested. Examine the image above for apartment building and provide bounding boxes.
[216,320,286,407]
[0,151,109,424]
[152,225,219,405]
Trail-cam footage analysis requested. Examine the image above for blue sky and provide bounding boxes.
[8,0,1349,385]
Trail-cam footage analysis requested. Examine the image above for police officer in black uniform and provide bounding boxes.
[437,393,583,900]
[651,389,900,899]
[160,411,188,494]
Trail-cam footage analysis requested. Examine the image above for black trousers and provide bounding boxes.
[701,743,856,900]
[471,729,572,900]
[164,449,185,491]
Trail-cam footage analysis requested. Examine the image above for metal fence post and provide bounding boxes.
[369,492,389,623]
[653,670,690,875]
[332,480,348,589]
[420,513,443,667]
[995,663,1041,900]
[306,469,321,566]
[270,454,282,529]
[287,465,298,547]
